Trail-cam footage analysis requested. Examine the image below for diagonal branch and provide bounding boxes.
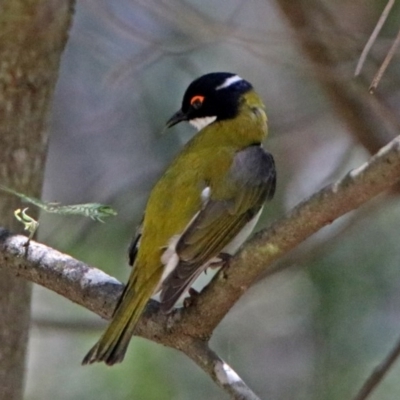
[179,135,400,335]
[184,340,264,400]
[1,135,400,398]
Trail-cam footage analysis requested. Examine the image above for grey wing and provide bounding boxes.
[160,145,276,312]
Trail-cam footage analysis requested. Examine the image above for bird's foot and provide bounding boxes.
[183,287,200,309]
[208,252,232,269]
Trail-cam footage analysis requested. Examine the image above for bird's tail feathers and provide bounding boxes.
[82,276,154,366]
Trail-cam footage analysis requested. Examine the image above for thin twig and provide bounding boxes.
[353,334,400,400]
[276,0,394,155]
[355,0,395,76]
[369,27,400,93]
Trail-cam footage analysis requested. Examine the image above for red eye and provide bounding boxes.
[190,95,204,109]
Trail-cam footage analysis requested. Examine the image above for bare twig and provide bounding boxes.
[369,27,400,93]
[352,334,400,400]
[1,134,400,398]
[275,0,395,154]
[355,0,395,76]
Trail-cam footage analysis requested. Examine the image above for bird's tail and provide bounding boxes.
[82,275,154,366]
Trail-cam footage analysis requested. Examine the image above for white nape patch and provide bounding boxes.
[216,75,243,90]
[215,361,241,385]
[189,116,217,131]
[201,186,211,205]
[81,268,120,288]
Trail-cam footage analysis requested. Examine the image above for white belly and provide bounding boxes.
[221,207,263,255]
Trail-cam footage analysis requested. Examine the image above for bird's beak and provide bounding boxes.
[165,110,187,129]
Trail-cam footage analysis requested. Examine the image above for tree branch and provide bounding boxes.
[0,230,260,400]
[184,341,263,400]
[179,134,400,335]
[1,135,400,398]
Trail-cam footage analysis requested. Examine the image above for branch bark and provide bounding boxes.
[0,230,261,400]
[180,134,400,335]
[1,134,400,398]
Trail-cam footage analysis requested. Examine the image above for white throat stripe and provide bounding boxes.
[189,116,217,131]
[216,75,243,90]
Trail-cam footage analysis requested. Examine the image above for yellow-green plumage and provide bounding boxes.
[82,75,275,365]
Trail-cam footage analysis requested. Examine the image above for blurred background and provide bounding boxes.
[25,0,400,399]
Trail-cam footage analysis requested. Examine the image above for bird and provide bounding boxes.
[82,72,276,366]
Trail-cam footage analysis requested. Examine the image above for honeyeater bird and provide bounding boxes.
[82,72,276,365]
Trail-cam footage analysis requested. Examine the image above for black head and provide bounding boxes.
[166,72,253,130]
